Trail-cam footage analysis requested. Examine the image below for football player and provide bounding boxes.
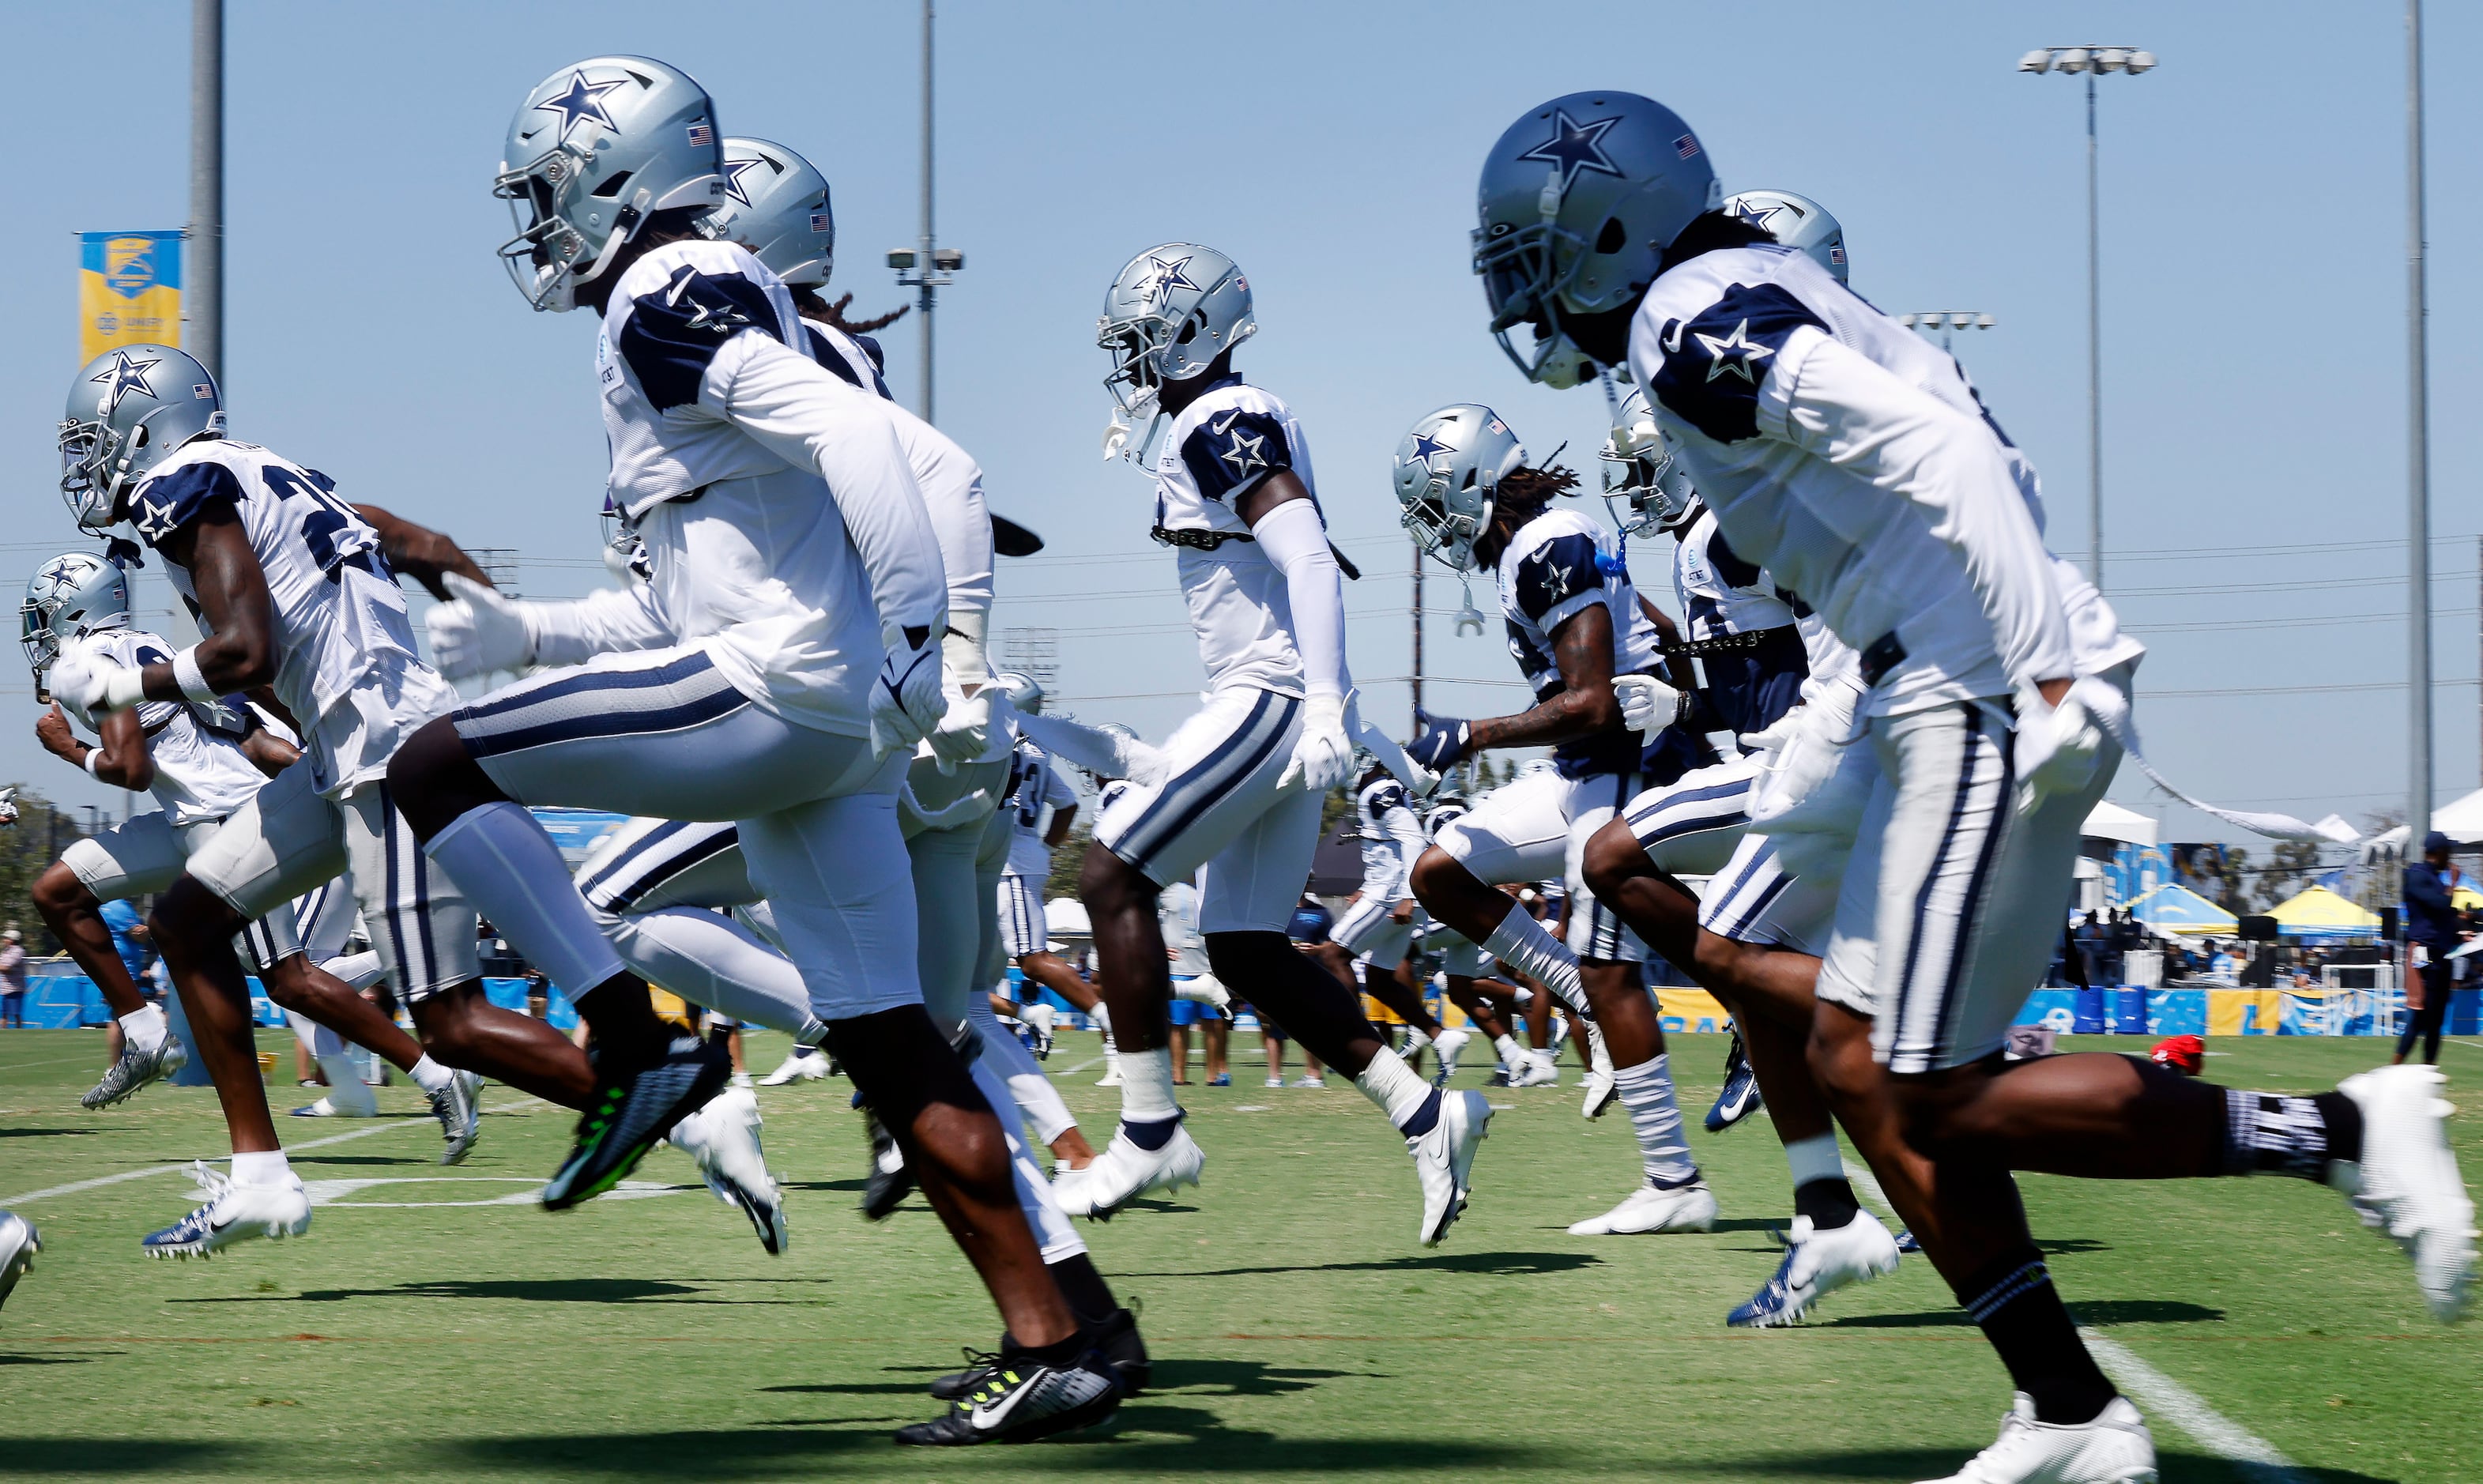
[403,85,1124,1442]
[986,673,1117,1094]
[21,551,474,1143]
[1066,242,1490,1245]
[1476,90,2471,1481]
[1328,759,1465,1072]
[1394,405,1714,1236]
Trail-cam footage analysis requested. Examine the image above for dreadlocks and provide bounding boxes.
[1496,462,1581,513]
[791,286,909,335]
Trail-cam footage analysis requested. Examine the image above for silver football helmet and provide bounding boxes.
[496,55,724,312]
[994,670,1044,714]
[1724,189,1848,284]
[58,344,224,531]
[1599,386,1698,536]
[1475,92,1720,387]
[1395,404,1527,573]
[22,552,132,686]
[1098,243,1256,417]
[705,136,834,288]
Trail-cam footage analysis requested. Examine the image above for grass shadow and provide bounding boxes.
[1123,1250,1599,1279]
[0,1127,97,1137]
[5,1438,261,1473]
[174,1278,802,1307]
[1826,1299,2224,1329]
[0,1353,105,1365]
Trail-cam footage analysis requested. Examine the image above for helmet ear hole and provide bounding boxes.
[1595,217,1628,254]
[590,169,635,199]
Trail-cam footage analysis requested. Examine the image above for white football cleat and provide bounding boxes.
[1506,1051,1560,1089]
[2332,1064,2476,1321]
[0,1209,39,1309]
[1410,1090,1491,1245]
[1915,1394,2156,1484]
[1054,1121,1204,1219]
[1429,1026,1471,1084]
[1566,1179,1719,1237]
[673,1086,788,1256]
[428,1071,483,1166]
[288,1091,377,1119]
[1727,1211,1903,1326]
[1580,1023,1617,1118]
[141,1163,311,1260]
[757,1046,831,1086]
[1095,1059,1125,1087]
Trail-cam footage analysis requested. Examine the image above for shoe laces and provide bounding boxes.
[186,1160,233,1201]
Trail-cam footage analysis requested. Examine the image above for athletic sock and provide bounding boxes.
[1782,1133,1861,1230]
[230,1149,292,1187]
[119,1004,168,1055]
[407,1055,455,1094]
[317,1053,378,1114]
[424,803,627,995]
[797,1015,830,1050]
[1046,1251,1120,1330]
[2220,1088,2361,1180]
[1492,1033,1525,1068]
[1119,1046,1181,1143]
[1957,1246,2117,1425]
[1615,1054,1697,1186]
[1480,903,1590,1015]
[1354,1045,1441,1137]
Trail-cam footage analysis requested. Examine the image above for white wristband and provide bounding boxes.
[85,747,104,778]
[100,666,149,712]
[171,646,220,706]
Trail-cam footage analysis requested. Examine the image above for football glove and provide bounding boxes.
[925,685,993,772]
[1278,691,1354,793]
[2015,678,2108,808]
[425,572,533,681]
[45,638,145,719]
[870,627,945,758]
[1611,674,1686,735]
[1407,716,1471,772]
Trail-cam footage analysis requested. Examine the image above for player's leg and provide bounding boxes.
[1407,770,1594,1019]
[970,808,1094,1166]
[40,815,189,1106]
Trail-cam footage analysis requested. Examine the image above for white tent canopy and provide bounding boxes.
[2082,800,2159,846]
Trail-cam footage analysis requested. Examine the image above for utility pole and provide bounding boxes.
[1411,543,1425,732]
[189,0,223,383]
[2406,0,2433,846]
[2083,69,2101,589]
[888,0,962,424]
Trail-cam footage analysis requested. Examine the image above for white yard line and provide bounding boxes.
[2,1097,544,1207]
[1841,1158,2308,1483]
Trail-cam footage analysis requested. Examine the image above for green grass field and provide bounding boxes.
[2,1027,2476,1482]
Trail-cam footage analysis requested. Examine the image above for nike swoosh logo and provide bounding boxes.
[969,1378,1034,1431]
[1662,317,1686,354]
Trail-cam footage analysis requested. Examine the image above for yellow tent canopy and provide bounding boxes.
[2453,884,2483,911]
[2266,884,2383,932]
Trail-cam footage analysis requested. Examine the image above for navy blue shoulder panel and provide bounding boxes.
[619,266,787,412]
[1648,281,1826,444]
[130,461,245,547]
[1513,531,1604,623]
[1181,408,1292,503]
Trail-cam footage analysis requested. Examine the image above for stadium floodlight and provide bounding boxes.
[1900,311,1995,353]
[2021,43,2155,593]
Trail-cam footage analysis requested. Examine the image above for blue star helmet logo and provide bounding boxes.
[1137,253,1200,311]
[535,69,628,140]
[1517,108,1623,192]
[1730,197,1788,231]
[722,154,766,208]
[91,350,163,417]
[1403,429,1452,472]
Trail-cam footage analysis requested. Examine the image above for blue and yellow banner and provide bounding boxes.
[79,231,183,360]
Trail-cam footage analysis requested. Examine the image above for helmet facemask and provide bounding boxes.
[58,403,226,533]
[1400,464,1495,574]
[495,145,648,313]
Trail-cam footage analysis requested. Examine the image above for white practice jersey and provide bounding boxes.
[1351,772,1428,900]
[1672,510,1809,740]
[1495,504,1661,777]
[1159,878,1214,975]
[128,440,456,797]
[1000,734,1078,879]
[1147,377,1327,696]
[79,627,266,826]
[567,239,947,739]
[1630,244,2071,715]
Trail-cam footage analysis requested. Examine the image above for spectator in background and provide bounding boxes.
[2074,911,2108,989]
[2396,831,2468,1066]
[0,928,25,1028]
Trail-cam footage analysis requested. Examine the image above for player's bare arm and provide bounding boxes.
[355,503,492,601]
[1467,605,1620,752]
[37,702,153,792]
[139,506,277,699]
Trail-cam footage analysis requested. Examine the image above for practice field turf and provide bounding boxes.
[2,1029,2475,1482]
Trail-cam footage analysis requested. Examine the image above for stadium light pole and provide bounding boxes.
[2406,0,2433,846]
[2018,43,2155,593]
[189,0,222,386]
[888,0,962,424]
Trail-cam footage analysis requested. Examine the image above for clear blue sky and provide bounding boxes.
[8,0,2477,849]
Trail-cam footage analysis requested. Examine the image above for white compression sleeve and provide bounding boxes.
[969,1049,1086,1263]
[424,803,626,996]
[522,583,676,668]
[1250,497,1348,697]
[1015,710,1168,787]
[596,906,811,1036]
[1481,901,1590,1016]
[970,995,1079,1147]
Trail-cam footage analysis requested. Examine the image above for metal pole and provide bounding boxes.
[2407,0,2433,842]
[189,0,223,384]
[2085,70,2102,590]
[1411,544,1425,731]
[917,0,936,424]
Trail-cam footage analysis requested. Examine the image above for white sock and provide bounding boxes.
[1434,1026,1469,1070]
[119,1003,168,1055]
[1092,1002,1113,1038]
[407,1055,454,1094]
[606,907,810,1034]
[1784,1132,1843,1192]
[1352,1045,1437,1133]
[1481,902,1589,1015]
[1493,1033,1525,1067]
[319,950,387,992]
[1586,1021,1614,1077]
[1615,1053,1697,1186]
[424,802,625,993]
[1401,1026,1433,1053]
[1119,1046,1180,1124]
[230,1150,292,1186]
[317,1053,379,1115]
